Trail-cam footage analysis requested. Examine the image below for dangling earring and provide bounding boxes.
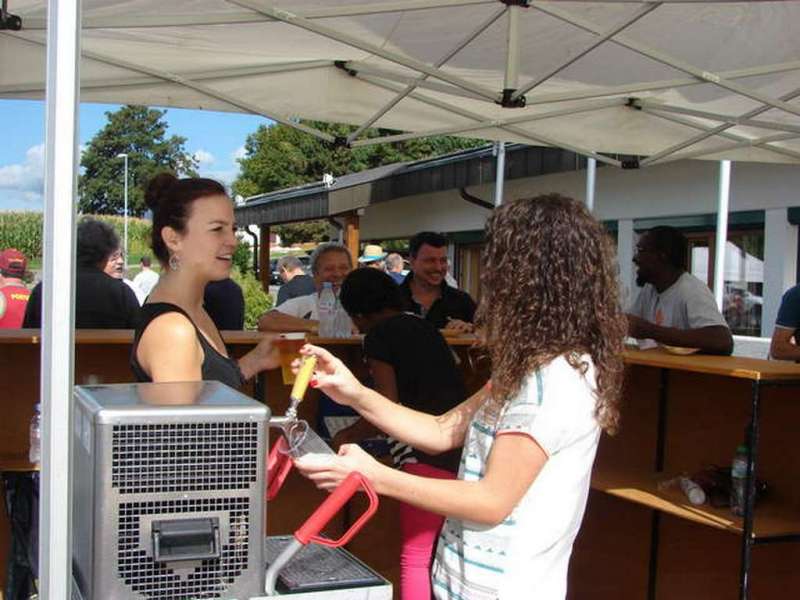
[168,254,181,271]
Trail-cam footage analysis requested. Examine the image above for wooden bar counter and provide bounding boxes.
[2,331,799,598]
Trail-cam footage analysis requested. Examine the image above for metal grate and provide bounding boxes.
[111,422,258,493]
[118,498,250,600]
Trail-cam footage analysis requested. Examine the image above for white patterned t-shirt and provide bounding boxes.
[431,355,601,600]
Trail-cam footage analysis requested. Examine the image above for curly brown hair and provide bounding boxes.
[476,193,627,434]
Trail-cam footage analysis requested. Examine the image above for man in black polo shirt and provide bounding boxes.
[399,231,476,331]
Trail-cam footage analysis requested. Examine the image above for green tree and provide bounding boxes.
[79,105,198,216]
[233,121,484,243]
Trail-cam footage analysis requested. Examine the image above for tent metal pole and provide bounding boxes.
[641,102,800,136]
[0,59,336,95]
[532,3,800,119]
[511,2,660,100]
[641,107,800,163]
[346,6,506,143]
[78,47,337,143]
[504,5,520,92]
[648,132,800,165]
[714,161,731,310]
[349,97,623,145]
[341,58,800,108]
[640,85,800,165]
[40,0,80,596]
[585,157,597,212]
[494,141,506,207]
[24,0,494,29]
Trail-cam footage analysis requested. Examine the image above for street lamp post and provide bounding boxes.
[116,153,129,265]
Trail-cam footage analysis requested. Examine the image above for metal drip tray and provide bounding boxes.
[264,535,386,594]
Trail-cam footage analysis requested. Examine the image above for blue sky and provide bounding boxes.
[0,99,271,211]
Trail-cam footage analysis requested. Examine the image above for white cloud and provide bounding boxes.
[0,143,45,210]
[193,149,215,165]
[232,145,247,161]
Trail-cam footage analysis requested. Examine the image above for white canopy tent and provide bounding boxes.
[2,1,800,596]
[4,1,800,165]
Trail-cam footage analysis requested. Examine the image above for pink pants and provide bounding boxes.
[399,462,456,600]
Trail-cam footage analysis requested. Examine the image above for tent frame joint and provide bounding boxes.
[621,157,641,169]
[334,60,358,77]
[626,97,643,110]
[498,0,529,7]
[498,88,526,108]
[0,3,21,30]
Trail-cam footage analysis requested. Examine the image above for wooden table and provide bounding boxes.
[569,348,800,600]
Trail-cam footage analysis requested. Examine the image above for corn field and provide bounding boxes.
[0,212,153,262]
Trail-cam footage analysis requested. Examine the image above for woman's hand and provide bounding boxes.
[295,344,366,407]
[294,444,382,492]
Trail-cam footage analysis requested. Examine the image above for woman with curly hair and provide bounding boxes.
[294,194,627,599]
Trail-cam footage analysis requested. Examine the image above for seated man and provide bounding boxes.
[627,226,733,355]
[770,285,800,361]
[275,254,314,307]
[398,231,476,332]
[258,242,353,333]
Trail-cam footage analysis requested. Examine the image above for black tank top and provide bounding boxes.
[130,302,244,389]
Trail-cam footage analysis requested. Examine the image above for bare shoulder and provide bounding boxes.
[141,310,196,342]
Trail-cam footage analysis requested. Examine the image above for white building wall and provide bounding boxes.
[360,160,800,239]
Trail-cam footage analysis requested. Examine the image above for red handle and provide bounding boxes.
[294,471,379,547]
[266,436,293,501]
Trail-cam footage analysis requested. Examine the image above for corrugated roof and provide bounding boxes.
[235,144,584,226]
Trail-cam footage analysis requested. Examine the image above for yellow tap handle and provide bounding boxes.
[289,355,318,403]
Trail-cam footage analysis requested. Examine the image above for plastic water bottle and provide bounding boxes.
[679,477,706,505]
[730,444,749,516]
[333,297,352,338]
[317,282,336,337]
[29,403,41,466]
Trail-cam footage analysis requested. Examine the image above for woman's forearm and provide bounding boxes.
[352,385,486,454]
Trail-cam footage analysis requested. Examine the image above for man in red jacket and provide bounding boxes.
[0,248,30,328]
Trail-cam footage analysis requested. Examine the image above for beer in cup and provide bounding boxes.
[276,332,307,385]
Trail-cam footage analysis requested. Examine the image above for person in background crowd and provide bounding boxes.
[0,248,30,329]
[204,278,245,330]
[358,244,387,270]
[23,219,140,329]
[258,242,358,440]
[276,254,314,307]
[102,247,144,305]
[295,194,628,600]
[627,226,733,355]
[334,267,466,600]
[131,174,277,388]
[769,284,800,361]
[133,255,160,299]
[385,252,406,285]
[399,231,476,333]
[258,242,353,334]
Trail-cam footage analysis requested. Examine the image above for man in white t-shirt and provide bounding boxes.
[258,242,353,333]
[627,226,733,355]
[133,255,159,300]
